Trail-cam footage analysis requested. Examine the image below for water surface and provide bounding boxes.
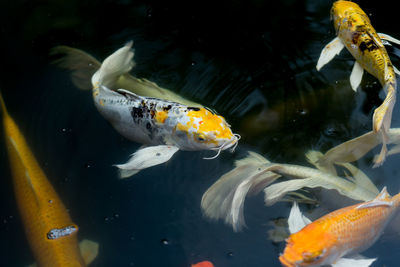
[1,0,400,266]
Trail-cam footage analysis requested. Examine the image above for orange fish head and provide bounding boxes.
[331,1,368,33]
[175,107,239,152]
[191,261,215,267]
[279,228,336,267]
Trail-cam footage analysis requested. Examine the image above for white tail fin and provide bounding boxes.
[372,83,396,167]
[91,41,135,89]
[201,152,280,231]
[51,46,101,90]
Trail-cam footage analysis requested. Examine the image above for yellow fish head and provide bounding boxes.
[331,1,368,33]
[175,107,239,154]
[279,226,336,267]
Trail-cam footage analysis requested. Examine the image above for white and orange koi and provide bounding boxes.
[280,187,400,267]
[316,0,400,167]
[0,92,98,266]
[91,42,239,178]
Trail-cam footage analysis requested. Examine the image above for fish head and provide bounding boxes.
[173,107,239,153]
[279,224,337,267]
[331,1,368,33]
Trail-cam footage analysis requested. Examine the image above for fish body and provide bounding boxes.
[93,86,235,151]
[317,0,400,167]
[90,42,239,177]
[280,188,399,267]
[332,1,395,86]
[0,93,97,266]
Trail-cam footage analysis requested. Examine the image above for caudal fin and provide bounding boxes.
[372,83,396,167]
[51,46,101,90]
[91,41,135,89]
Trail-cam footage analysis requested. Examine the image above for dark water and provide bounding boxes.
[1,0,400,266]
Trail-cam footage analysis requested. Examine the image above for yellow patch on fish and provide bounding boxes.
[155,111,168,124]
[187,109,233,140]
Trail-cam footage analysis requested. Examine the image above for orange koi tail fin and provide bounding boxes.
[372,83,396,167]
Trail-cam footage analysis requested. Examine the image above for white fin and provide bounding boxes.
[316,37,344,71]
[332,257,376,267]
[393,65,400,75]
[350,61,364,91]
[288,202,312,234]
[378,33,400,46]
[201,152,280,231]
[79,239,99,265]
[50,46,101,90]
[357,200,392,209]
[372,84,395,167]
[357,187,392,209]
[91,41,135,89]
[114,145,179,178]
[116,88,142,101]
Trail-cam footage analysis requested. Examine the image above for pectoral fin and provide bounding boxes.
[316,37,344,71]
[114,145,179,178]
[79,239,99,265]
[378,33,400,46]
[393,65,400,76]
[332,257,376,267]
[288,202,312,234]
[350,62,364,91]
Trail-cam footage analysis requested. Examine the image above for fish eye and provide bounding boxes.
[196,134,206,141]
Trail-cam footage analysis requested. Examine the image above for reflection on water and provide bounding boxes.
[1,0,400,266]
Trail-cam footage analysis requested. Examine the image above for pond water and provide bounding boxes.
[1,0,400,266]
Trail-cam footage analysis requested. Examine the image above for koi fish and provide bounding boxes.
[280,187,400,267]
[316,0,400,167]
[0,92,98,266]
[91,42,239,178]
[191,261,215,267]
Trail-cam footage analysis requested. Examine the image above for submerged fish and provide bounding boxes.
[90,42,239,178]
[316,0,400,167]
[0,92,98,266]
[280,187,400,267]
[191,261,215,267]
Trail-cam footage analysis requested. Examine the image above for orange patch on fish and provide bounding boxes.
[155,110,168,124]
[187,109,233,140]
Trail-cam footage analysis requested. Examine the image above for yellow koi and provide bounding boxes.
[0,93,98,267]
[280,188,399,267]
[317,0,400,167]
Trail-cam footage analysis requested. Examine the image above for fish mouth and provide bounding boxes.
[203,133,240,160]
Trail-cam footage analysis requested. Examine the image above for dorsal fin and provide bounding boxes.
[356,187,392,209]
[117,88,142,101]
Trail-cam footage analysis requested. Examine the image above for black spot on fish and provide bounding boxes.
[351,32,360,44]
[359,40,378,53]
[187,107,200,111]
[163,105,172,111]
[131,107,143,118]
[146,122,152,130]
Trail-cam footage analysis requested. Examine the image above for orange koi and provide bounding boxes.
[0,92,98,267]
[316,0,400,167]
[280,188,399,267]
[191,261,215,267]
